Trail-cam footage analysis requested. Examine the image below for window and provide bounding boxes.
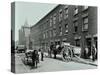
[74,6,78,15]
[45,19,49,28]
[46,19,49,26]
[43,23,46,29]
[75,39,80,47]
[83,6,88,10]
[47,31,49,38]
[65,24,68,34]
[45,31,48,38]
[59,9,63,22]
[59,26,62,35]
[65,24,68,28]
[74,26,78,32]
[43,33,45,39]
[53,29,56,37]
[49,30,52,37]
[45,32,46,39]
[53,14,56,24]
[74,21,78,32]
[82,17,88,31]
[64,6,68,19]
[50,16,52,27]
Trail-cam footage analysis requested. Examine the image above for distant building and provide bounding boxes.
[18,27,25,45]
[18,20,30,49]
[30,4,97,58]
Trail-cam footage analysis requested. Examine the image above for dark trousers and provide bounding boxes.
[41,53,44,61]
[32,59,38,68]
[32,59,35,67]
[53,51,57,59]
[54,54,56,59]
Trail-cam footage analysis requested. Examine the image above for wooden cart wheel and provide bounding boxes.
[61,47,73,62]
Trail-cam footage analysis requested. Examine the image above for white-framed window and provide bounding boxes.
[50,16,52,27]
[43,32,45,39]
[46,31,49,38]
[53,29,56,37]
[74,6,78,15]
[74,21,78,32]
[59,26,62,36]
[49,30,52,37]
[64,6,68,19]
[53,13,56,24]
[82,17,88,31]
[45,31,48,38]
[65,24,68,34]
[83,6,88,10]
[59,9,63,22]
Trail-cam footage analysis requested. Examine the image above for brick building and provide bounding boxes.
[30,4,97,57]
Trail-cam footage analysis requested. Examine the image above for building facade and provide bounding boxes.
[18,27,25,45]
[18,21,30,49]
[30,4,97,57]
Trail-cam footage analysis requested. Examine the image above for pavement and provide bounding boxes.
[43,52,98,66]
[15,54,29,73]
[72,56,98,66]
[15,53,97,73]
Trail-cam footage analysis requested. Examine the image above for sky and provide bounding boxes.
[15,2,57,41]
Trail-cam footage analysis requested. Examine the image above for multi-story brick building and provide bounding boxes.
[30,4,97,58]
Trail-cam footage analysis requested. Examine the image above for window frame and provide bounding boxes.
[74,6,78,15]
[82,16,88,31]
[83,6,88,11]
[53,13,56,25]
[50,16,52,27]
[53,28,56,37]
[59,26,62,36]
[59,9,63,22]
[73,21,78,33]
[65,24,68,34]
[64,6,68,19]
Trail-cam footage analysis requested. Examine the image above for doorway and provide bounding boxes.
[86,38,91,58]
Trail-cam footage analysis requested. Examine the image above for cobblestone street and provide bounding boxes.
[15,53,97,73]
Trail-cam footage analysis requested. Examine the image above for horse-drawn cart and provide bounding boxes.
[50,43,81,62]
[60,44,81,61]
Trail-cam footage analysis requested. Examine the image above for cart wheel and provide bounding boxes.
[61,49,73,62]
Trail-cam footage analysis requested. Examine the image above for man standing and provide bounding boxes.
[32,50,35,68]
[32,50,39,68]
[53,45,57,59]
[41,48,44,61]
[50,43,54,58]
[48,47,51,57]
[92,44,97,61]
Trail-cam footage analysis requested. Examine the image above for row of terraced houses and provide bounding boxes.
[29,4,97,58]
